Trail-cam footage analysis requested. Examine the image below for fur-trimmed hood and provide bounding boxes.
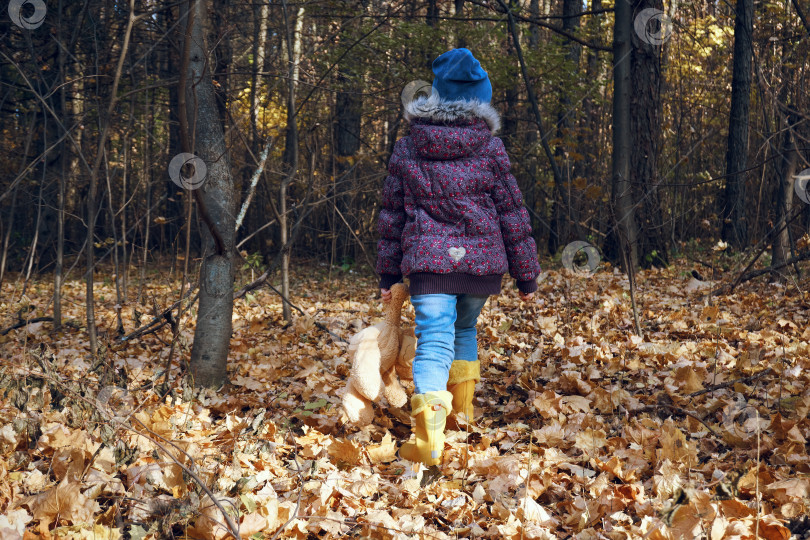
[404,93,501,134]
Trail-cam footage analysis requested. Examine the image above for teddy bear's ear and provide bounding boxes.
[389,282,409,307]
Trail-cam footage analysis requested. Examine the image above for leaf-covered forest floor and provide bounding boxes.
[1,254,809,539]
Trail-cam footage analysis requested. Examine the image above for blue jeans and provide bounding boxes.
[410,294,488,393]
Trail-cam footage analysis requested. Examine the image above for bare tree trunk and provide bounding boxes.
[427,0,439,27]
[53,6,72,330]
[249,1,269,150]
[771,113,798,277]
[105,155,125,335]
[610,0,638,269]
[581,0,602,205]
[630,0,668,267]
[524,0,541,240]
[55,118,66,329]
[1,114,34,289]
[0,185,17,289]
[182,0,237,388]
[121,113,132,301]
[23,142,47,294]
[549,0,582,255]
[279,3,305,322]
[85,158,99,353]
[138,75,152,305]
[333,58,363,262]
[499,0,565,247]
[502,6,519,151]
[84,0,136,355]
[720,0,753,249]
[454,0,466,48]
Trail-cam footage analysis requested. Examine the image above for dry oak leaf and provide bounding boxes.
[23,477,100,530]
[36,424,90,456]
[295,427,330,459]
[558,395,591,414]
[185,494,237,540]
[664,490,714,539]
[653,459,683,500]
[518,496,555,526]
[533,421,565,447]
[532,390,560,418]
[328,437,364,465]
[574,428,607,455]
[359,509,400,539]
[717,498,755,519]
[766,478,810,503]
[593,455,639,484]
[670,365,705,394]
[366,432,397,463]
[737,466,777,496]
[755,515,793,540]
[656,419,698,465]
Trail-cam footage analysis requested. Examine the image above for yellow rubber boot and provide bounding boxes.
[446,360,480,430]
[399,391,453,466]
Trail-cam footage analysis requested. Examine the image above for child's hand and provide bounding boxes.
[380,288,391,302]
[519,291,535,302]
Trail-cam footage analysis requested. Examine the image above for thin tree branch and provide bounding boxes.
[688,368,773,397]
[477,0,612,51]
[235,136,276,231]
[0,317,54,336]
[790,0,810,36]
[497,0,567,208]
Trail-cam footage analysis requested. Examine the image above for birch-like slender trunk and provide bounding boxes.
[182,0,237,388]
[22,140,46,294]
[280,3,305,322]
[771,114,798,277]
[53,2,70,330]
[85,0,137,356]
[105,155,125,335]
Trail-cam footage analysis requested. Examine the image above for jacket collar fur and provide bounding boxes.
[404,94,501,134]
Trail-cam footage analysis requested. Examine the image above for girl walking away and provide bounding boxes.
[377,48,541,466]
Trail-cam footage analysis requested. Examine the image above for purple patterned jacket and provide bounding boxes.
[376,95,540,296]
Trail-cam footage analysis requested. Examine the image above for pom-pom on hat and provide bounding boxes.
[431,48,492,104]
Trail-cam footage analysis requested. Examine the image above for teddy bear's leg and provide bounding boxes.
[381,367,408,408]
[342,383,375,425]
[394,333,416,381]
[350,331,385,401]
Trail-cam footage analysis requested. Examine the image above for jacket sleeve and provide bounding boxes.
[487,137,541,294]
[376,139,407,289]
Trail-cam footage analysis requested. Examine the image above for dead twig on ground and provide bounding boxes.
[688,368,773,397]
[0,316,53,335]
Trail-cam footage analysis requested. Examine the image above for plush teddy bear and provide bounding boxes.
[342,283,415,425]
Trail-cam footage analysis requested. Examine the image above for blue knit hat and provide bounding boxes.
[431,48,492,103]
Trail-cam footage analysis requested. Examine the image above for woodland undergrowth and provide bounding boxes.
[1,255,809,539]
